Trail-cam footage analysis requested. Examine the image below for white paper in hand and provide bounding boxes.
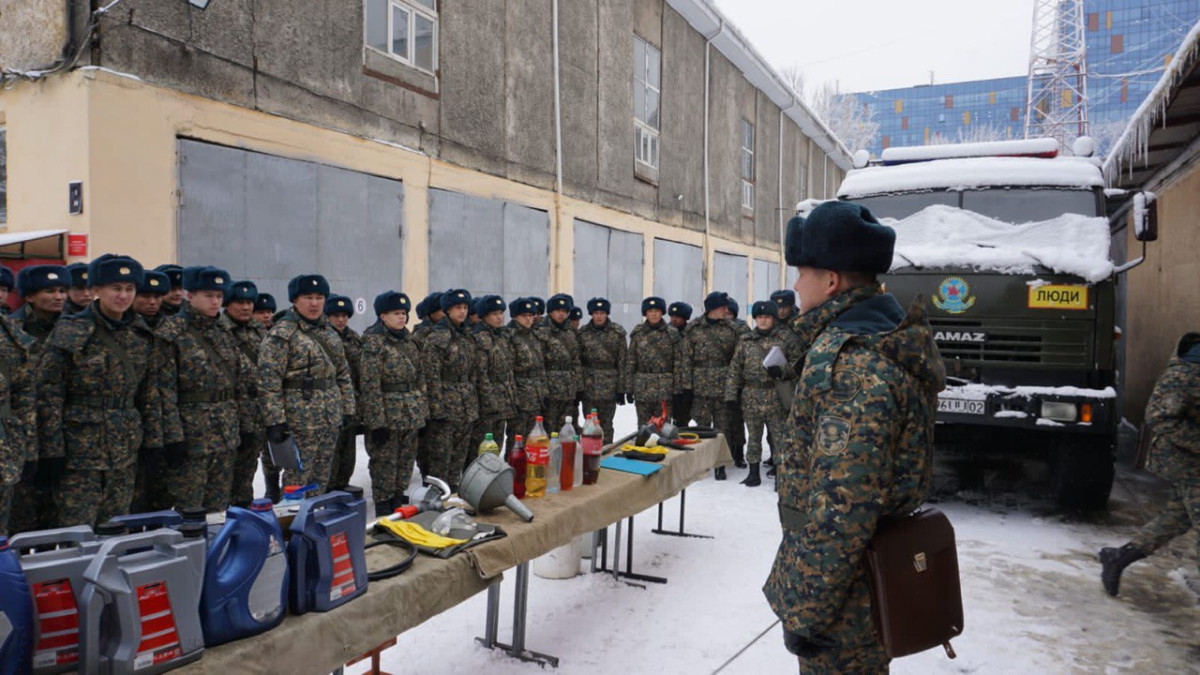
[763,346,788,370]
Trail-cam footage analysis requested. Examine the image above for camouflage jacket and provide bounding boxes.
[681,317,740,398]
[1145,333,1200,481]
[220,312,267,433]
[140,311,166,331]
[258,309,356,433]
[724,326,803,412]
[764,284,945,643]
[37,305,162,470]
[421,318,480,422]
[578,320,628,400]
[360,323,428,432]
[507,320,547,413]
[542,319,584,401]
[473,323,517,419]
[625,320,683,402]
[157,306,252,453]
[334,326,364,424]
[10,304,59,350]
[0,315,37,486]
[63,299,88,316]
[411,321,437,346]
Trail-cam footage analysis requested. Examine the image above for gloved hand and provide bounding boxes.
[137,446,158,464]
[342,415,355,430]
[34,457,66,487]
[766,365,784,380]
[267,424,291,445]
[370,428,390,445]
[614,393,626,405]
[783,631,836,659]
[625,392,635,404]
[239,432,256,448]
[21,460,37,482]
[162,442,189,464]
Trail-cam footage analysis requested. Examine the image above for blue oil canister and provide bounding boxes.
[107,510,184,533]
[8,526,97,674]
[0,535,35,675]
[287,490,368,614]
[80,526,207,674]
[200,499,288,646]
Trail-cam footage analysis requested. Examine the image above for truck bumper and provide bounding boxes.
[935,385,1115,434]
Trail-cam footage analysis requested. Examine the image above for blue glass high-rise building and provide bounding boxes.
[844,0,1200,157]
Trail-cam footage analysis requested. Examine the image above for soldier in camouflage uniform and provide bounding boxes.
[154,264,185,316]
[667,302,694,424]
[507,298,547,455]
[530,297,545,326]
[251,292,281,497]
[578,297,628,444]
[259,274,356,493]
[420,289,480,488]
[472,295,516,459]
[253,293,277,329]
[411,291,445,346]
[0,309,38,535]
[326,295,363,490]
[764,202,944,672]
[626,297,683,426]
[725,299,751,469]
[725,301,802,487]
[1100,332,1200,597]
[568,306,583,332]
[681,291,740,480]
[132,270,171,330]
[8,266,70,532]
[222,281,267,507]
[39,255,164,527]
[360,291,427,516]
[157,267,253,512]
[542,294,585,432]
[0,266,13,314]
[771,289,797,324]
[64,263,95,316]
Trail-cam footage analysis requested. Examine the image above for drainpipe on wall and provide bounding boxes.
[780,103,797,289]
[551,0,565,294]
[702,21,724,296]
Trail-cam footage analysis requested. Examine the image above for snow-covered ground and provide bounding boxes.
[275,405,1200,674]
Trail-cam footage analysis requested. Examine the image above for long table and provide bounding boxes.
[183,435,731,674]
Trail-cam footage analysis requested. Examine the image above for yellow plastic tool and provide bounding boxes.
[375,518,468,549]
[620,443,669,455]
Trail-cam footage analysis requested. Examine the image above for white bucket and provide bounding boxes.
[533,540,581,579]
[579,532,593,560]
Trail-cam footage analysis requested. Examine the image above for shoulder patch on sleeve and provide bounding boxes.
[816,416,851,456]
[830,370,862,401]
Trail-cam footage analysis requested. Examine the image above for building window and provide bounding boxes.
[741,119,755,211]
[882,135,890,150]
[901,116,909,130]
[0,128,6,225]
[633,35,661,171]
[365,0,437,73]
[1111,34,1123,54]
[894,99,903,113]
[1121,77,1129,103]
[1087,12,1099,31]
[944,95,954,109]
[1010,106,1019,121]
[798,162,808,202]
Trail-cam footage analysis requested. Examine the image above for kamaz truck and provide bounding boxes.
[834,138,1158,510]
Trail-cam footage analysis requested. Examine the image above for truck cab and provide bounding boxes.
[834,138,1156,509]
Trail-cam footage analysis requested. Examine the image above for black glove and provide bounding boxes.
[766,365,784,380]
[370,428,390,445]
[137,446,158,464]
[625,392,635,405]
[239,432,256,448]
[267,424,291,445]
[783,631,836,658]
[342,415,354,430]
[21,460,37,482]
[34,457,66,487]
[162,442,189,464]
[614,393,626,405]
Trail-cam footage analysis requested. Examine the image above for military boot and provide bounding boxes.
[374,500,392,520]
[741,463,761,487]
[1099,543,1147,596]
[714,467,727,481]
[766,463,777,479]
[731,444,747,469]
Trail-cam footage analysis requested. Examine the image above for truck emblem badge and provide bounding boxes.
[933,276,975,314]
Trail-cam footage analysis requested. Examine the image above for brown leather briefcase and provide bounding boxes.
[863,507,963,659]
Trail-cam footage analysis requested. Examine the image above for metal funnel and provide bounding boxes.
[459,453,534,522]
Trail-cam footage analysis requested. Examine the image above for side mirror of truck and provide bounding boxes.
[1133,191,1158,242]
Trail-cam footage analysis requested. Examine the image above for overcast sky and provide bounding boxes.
[711,0,1038,95]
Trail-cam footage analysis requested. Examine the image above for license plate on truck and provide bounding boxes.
[938,396,985,415]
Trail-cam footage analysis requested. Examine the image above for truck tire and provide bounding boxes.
[1050,436,1115,511]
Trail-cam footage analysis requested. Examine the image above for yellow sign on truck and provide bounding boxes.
[1028,284,1090,310]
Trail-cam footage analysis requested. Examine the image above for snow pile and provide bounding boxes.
[884,205,1115,282]
[839,156,1104,197]
[880,138,1059,163]
[945,383,1117,400]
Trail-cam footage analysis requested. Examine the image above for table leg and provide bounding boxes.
[475,563,560,668]
[612,515,667,585]
[474,584,501,649]
[651,489,714,539]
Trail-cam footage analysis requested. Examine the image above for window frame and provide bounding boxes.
[741,119,755,212]
[633,34,661,172]
[364,0,439,75]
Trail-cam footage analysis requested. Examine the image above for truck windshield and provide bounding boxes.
[853,188,1099,222]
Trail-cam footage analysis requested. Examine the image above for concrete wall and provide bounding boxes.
[1121,164,1200,424]
[0,0,67,72]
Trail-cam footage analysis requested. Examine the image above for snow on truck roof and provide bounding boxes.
[879,138,1060,163]
[883,205,1114,283]
[838,156,1105,198]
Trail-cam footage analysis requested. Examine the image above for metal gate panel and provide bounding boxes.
[652,239,702,313]
[503,203,550,300]
[753,259,779,304]
[178,141,249,272]
[786,266,798,293]
[573,219,643,332]
[713,251,749,312]
[573,220,610,308]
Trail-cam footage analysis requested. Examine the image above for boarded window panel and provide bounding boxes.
[713,251,749,311]
[653,239,703,312]
[502,202,550,300]
[785,266,797,292]
[753,259,779,305]
[244,152,319,283]
[945,95,953,109]
[573,219,644,332]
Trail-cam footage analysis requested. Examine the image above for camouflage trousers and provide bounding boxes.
[796,641,889,674]
[1131,479,1200,560]
[0,484,11,536]
[9,478,56,534]
[543,399,577,441]
[367,428,419,503]
[693,395,732,441]
[583,397,617,444]
[260,446,282,503]
[635,397,673,428]
[284,425,340,494]
[744,412,786,465]
[133,450,172,512]
[424,418,476,487]
[473,415,511,462]
[329,426,359,490]
[164,448,235,512]
[231,432,266,507]
[728,403,746,464]
[58,464,136,528]
[507,410,539,456]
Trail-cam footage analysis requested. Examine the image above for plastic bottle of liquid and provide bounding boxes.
[547,433,562,494]
[509,435,527,499]
[478,432,500,457]
[525,418,549,499]
[582,413,604,485]
[560,417,578,490]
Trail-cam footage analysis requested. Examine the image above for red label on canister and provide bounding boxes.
[32,579,81,668]
[134,581,182,670]
[328,532,358,601]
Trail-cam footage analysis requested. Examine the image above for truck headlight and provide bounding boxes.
[1040,401,1077,422]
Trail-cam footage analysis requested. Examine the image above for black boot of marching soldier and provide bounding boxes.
[741,463,761,487]
[714,466,727,481]
[1100,543,1147,597]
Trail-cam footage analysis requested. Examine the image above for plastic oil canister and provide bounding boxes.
[200,499,288,646]
[8,526,97,674]
[287,490,368,614]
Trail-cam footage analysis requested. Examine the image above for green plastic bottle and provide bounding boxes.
[478,432,500,457]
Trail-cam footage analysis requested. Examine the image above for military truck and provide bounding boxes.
[834,137,1158,510]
